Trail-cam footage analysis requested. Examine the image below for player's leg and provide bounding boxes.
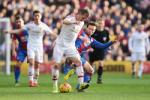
[52,63,60,93]
[27,46,35,87]
[83,61,94,83]
[137,53,145,78]
[89,52,102,83]
[34,62,40,86]
[14,61,22,86]
[51,44,64,93]
[97,60,104,84]
[63,58,73,74]
[66,48,89,91]
[131,53,137,78]
[14,49,27,86]
[137,60,143,78]
[33,47,44,86]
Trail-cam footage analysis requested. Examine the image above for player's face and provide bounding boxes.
[86,25,96,36]
[33,13,41,23]
[15,19,24,28]
[97,20,105,29]
[76,14,88,21]
[137,25,144,32]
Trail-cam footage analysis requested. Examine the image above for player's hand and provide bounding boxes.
[2,30,9,34]
[109,35,117,43]
[87,48,94,52]
[74,21,80,24]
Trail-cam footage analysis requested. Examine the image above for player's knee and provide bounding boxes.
[54,64,60,69]
[88,68,94,75]
[16,61,22,66]
[29,61,34,67]
[28,58,34,65]
[90,67,94,74]
[35,62,41,67]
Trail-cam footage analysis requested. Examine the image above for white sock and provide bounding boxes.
[132,64,136,73]
[138,63,143,78]
[34,68,39,83]
[76,66,84,84]
[51,67,59,88]
[28,66,34,82]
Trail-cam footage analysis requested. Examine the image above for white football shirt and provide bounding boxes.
[56,15,84,46]
[23,21,52,46]
[129,31,150,53]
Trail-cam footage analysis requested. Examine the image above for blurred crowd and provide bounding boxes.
[0,0,150,62]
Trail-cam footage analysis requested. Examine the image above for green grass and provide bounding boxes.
[0,72,150,100]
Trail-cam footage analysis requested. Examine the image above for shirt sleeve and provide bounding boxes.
[43,23,52,34]
[145,33,150,54]
[23,23,31,31]
[91,39,113,50]
[128,34,133,51]
[64,15,75,22]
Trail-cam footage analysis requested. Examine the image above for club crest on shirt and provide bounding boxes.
[103,37,107,41]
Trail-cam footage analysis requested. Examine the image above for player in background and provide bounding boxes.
[8,15,28,86]
[64,22,116,85]
[128,24,150,78]
[51,9,89,93]
[89,18,110,84]
[5,10,56,87]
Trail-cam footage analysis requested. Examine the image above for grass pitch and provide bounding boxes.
[0,72,150,100]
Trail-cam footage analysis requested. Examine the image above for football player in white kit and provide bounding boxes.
[128,24,150,78]
[51,9,89,93]
[6,10,56,87]
[24,10,57,87]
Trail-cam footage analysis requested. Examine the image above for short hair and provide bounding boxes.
[87,21,97,27]
[97,17,105,23]
[15,15,22,21]
[78,9,89,16]
[33,10,41,15]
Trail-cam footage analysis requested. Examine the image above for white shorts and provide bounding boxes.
[53,43,80,63]
[27,45,43,63]
[131,52,146,62]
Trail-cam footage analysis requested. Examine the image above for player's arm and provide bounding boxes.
[43,24,57,38]
[128,35,133,53]
[4,29,23,34]
[63,16,79,25]
[145,35,150,54]
[91,39,114,50]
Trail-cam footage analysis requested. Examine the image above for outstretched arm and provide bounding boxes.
[91,39,113,50]
[4,29,23,34]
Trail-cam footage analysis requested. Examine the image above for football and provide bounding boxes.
[59,82,72,93]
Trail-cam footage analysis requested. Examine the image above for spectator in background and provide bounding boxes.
[128,24,150,78]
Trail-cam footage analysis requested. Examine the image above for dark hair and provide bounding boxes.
[33,10,41,15]
[87,21,97,27]
[15,15,22,20]
[97,17,105,22]
[78,9,89,16]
